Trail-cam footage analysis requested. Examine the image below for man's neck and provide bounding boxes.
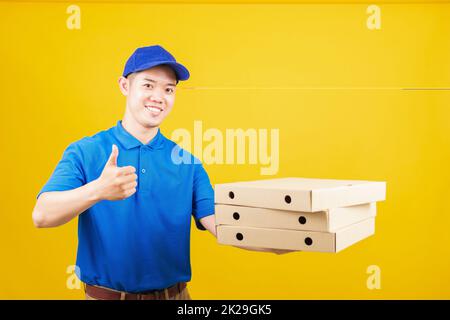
[121,114,159,145]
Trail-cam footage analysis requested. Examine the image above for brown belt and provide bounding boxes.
[85,282,186,300]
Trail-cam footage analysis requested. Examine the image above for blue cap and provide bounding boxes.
[122,45,190,81]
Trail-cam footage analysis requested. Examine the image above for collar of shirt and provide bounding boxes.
[112,120,166,150]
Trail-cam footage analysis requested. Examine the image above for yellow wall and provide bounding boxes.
[1,1,449,299]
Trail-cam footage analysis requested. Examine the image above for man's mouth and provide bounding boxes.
[144,105,163,115]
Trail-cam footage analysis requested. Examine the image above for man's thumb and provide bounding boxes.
[106,144,119,166]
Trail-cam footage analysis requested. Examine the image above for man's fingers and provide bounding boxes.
[122,181,138,190]
[106,145,119,167]
[117,174,138,185]
[122,187,137,199]
[118,165,136,175]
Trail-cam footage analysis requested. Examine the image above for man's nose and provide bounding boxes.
[149,92,163,104]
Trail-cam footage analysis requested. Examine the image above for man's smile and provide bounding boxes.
[144,104,163,115]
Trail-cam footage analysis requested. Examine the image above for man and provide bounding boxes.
[32,45,289,300]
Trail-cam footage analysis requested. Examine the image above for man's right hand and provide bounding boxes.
[93,144,138,201]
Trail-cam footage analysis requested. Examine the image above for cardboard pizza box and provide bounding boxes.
[215,202,376,232]
[216,217,375,253]
[215,177,386,212]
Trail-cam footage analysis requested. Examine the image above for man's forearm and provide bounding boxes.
[199,215,296,255]
[32,180,102,228]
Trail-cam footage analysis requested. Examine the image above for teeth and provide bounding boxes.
[146,106,162,113]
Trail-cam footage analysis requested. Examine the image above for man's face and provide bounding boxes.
[119,65,177,129]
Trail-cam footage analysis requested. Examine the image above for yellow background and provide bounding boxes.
[0,0,449,299]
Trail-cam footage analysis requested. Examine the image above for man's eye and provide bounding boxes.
[144,84,153,88]
[166,88,174,94]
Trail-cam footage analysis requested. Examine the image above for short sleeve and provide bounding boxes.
[37,143,86,199]
[192,162,215,231]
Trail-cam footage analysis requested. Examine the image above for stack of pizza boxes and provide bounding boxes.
[215,178,386,253]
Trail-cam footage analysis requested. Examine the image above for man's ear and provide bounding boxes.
[118,76,130,96]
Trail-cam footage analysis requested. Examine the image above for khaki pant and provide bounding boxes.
[84,283,192,300]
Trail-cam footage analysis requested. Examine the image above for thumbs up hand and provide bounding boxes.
[93,145,138,201]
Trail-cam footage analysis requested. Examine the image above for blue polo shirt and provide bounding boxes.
[38,121,215,293]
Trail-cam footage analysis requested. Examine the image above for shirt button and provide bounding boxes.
[141,169,146,174]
